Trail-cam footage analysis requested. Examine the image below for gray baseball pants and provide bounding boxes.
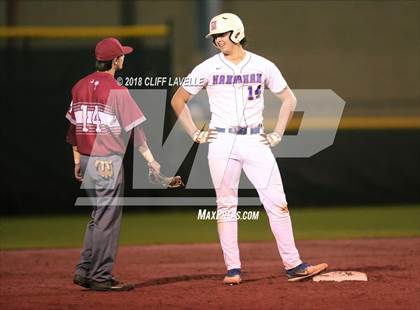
[74,154,124,283]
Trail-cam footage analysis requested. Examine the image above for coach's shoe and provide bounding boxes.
[89,279,135,291]
[223,268,242,285]
[73,274,90,288]
[286,262,328,282]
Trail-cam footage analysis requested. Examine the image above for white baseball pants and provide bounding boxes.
[208,133,302,270]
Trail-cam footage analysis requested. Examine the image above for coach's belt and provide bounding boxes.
[215,125,262,135]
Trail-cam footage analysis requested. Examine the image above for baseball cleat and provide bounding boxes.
[223,268,242,285]
[73,274,90,288]
[286,262,328,282]
[89,279,135,291]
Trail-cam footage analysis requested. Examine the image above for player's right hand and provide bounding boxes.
[192,129,218,144]
[74,163,83,182]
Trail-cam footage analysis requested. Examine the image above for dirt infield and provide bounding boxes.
[1,238,419,310]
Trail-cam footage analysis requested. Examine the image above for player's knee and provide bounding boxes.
[265,203,290,220]
[278,204,289,213]
[216,196,238,210]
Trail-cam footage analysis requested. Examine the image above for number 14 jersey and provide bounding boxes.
[66,71,146,156]
[182,51,288,128]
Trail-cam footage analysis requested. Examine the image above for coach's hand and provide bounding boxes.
[191,129,218,144]
[260,132,282,147]
[74,163,83,182]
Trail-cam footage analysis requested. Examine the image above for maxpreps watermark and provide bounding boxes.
[75,88,346,206]
[197,209,260,221]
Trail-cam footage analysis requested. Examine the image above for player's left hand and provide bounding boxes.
[148,171,185,189]
[147,160,161,175]
[192,129,218,144]
[260,132,282,147]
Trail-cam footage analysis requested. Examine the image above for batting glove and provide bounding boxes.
[260,131,282,147]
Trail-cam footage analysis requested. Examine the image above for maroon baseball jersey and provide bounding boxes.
[66,71,146,156]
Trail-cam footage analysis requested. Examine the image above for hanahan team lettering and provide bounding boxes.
[212,73,263,85]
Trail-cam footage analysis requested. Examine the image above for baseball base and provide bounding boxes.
[312,271,368,282]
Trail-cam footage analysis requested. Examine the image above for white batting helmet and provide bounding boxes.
[205,13,245,44]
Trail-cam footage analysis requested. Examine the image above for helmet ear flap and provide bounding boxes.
[229,29,244,44]
[229,31,237,43]
[224,30,242,44]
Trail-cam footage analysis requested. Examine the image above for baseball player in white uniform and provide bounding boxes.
[171,13,328,284]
